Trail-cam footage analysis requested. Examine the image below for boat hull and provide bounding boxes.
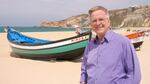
[133,41,143,49]
[12,47,85,60]
[6,27,91,60]
[10,40,88,60]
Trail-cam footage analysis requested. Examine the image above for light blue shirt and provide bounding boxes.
[80,30,141,84]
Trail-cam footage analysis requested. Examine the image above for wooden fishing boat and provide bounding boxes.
[5,27,91,60]
[126,31,145,49]
[5,27,144,60]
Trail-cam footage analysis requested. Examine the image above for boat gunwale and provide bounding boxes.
[7,31,91,46]
[10,39,88,50]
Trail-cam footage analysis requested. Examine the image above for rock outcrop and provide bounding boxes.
[40,5,150,28]
[41,14,89,28]
[112,5,150,27]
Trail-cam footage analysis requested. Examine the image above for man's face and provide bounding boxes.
[90,10,110,36]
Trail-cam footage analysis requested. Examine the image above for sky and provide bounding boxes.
[0,0,149,26]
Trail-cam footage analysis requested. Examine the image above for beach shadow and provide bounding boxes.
[10,52,21,58]
[10,52,82,63]
[48,57,82,63]
[71,58,82,63]
[10,52,51,62]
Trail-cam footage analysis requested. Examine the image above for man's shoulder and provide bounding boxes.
[111,30,130,43]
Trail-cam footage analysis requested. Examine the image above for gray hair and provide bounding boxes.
[88,6,109,18]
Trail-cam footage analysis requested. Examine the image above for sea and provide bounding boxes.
[0,26,89,33]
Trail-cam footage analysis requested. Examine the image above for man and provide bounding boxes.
[80,6,141,84]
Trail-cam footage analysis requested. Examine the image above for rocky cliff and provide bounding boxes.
[41,14,89,28]
[40,5,150,28]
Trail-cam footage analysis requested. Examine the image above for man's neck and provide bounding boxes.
[97,34,105,41]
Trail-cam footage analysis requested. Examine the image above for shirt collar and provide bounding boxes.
[105,30,113,42]
[94,30,113,44]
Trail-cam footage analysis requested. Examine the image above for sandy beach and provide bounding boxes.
[0,31,150,84]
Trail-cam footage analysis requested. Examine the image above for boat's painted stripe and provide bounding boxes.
[10,35,89,50]
[131,36,144,43]
[127,32,144,39]
[11,40,88,54]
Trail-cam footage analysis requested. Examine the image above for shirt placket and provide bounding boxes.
[94,42,103,84]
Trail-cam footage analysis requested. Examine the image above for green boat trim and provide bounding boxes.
[11,40,88,55]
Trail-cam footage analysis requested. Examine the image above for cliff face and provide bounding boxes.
[41,14,89,28]
[110,5,150,27]
[40,5,150,28]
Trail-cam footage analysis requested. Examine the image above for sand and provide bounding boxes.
[0,31,150,84]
